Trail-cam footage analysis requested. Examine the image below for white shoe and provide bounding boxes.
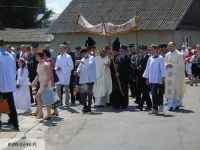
[159,105,164,112]
[149,109,158,115]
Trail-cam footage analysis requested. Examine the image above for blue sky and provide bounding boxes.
[46,0,71,14]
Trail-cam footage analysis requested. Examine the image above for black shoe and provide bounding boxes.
[190,83,193,86]
[106,103,112,106]
[134,101,139,104]
[82,106,87,112]
[86,108,91,112]
[112,106,120,110]
[131,95,136,98]
[169,107,173,111]
[145,106,152,110]
[175,106,180,110]
[121,106,127,109]
[13,126,19,131]
[2,119,12,125]
[136,106,143,111]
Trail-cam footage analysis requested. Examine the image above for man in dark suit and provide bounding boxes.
[27,43,39,104]
[135,46,152,110]
[127,44,136,98]
[109,46,120,107]
[114,45,130,109]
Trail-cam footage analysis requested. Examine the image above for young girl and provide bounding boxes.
[14,58,31,114]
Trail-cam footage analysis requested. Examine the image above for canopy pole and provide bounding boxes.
[67,1,86,50]
[101,16,123,95]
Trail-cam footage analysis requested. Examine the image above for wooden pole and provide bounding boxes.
[101,16,124,95]
[135,6,139,54]
[67,1,85,50]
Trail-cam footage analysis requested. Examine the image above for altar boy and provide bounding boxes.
[143,44,167,114]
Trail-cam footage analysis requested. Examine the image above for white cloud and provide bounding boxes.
[46,1,64,14]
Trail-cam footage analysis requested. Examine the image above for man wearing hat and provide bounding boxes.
[114,45,130,109]
[127,44,136,98]
[135,46,152,110]
[109,46,120,107]
[27,43,39,104]
[104,46,110,57]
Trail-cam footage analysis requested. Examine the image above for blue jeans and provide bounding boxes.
[150,83,162,111]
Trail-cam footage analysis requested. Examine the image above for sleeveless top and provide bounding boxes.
[37,61,49,84]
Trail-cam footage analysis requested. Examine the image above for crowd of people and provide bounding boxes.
[0,36,196,131]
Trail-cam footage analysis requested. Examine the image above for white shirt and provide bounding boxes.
[143,55,167,84]
[11,52,16,60]
[49,49,56,64]
[0,49,16,92]
[55,53,74,85]
[77,55,96,84]
[181,49,188,58]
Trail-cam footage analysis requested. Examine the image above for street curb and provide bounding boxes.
[0,132,25,149]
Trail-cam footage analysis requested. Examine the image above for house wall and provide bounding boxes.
[174,29,200,48]
[50,30,174,54]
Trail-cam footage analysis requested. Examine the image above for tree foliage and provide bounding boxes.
[0,0,54,29]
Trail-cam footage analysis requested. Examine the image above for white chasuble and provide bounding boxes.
[93,56,112,105]
[164,50,186,100]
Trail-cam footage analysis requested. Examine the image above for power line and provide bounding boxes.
[0,5,45,9]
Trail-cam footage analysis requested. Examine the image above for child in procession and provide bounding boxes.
[14,58,31,114]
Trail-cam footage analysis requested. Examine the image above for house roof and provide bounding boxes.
[0,28,54,42]
[47,0,194,33]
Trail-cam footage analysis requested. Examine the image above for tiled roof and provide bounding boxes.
[0,28,54,42]
[48,0,194,33]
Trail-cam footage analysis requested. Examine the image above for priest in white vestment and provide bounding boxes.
[165,42,186,111]
[93,50,112,107]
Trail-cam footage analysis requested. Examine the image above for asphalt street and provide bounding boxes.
[28,84,200,150]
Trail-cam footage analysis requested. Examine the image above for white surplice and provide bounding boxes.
[14,68,31,110]
[55,53,74,85]
[77,55,96,84]
[93,56,112,106]
[164,50,186,108]
[143,55,167,84]
[0,49,16,92]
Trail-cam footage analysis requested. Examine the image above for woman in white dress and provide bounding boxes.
[14,58,31,114]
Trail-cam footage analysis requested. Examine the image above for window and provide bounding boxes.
[183,36,191,47]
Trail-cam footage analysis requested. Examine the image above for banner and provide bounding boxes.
[78,15,103,35]
[78,15,137,35]
[104,17,137,35]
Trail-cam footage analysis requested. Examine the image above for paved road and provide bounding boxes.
[26,84,200,150]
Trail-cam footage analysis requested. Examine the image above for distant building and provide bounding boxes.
[46,0,200,53]
[0,28,54,51]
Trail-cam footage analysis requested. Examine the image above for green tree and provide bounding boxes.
[0,0,54,29]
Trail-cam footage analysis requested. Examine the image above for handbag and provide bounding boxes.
[0,94,10,114]
[50,90,61,109]
[53,69,59,83]
[42,90,55,105]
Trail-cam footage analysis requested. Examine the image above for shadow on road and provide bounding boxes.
[92,106,140,113]
[61,107,80,114]
[172,109,194,114]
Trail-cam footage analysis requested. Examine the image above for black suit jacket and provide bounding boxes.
[110,54,120,81]
[137,55,150,82]
[116,54,130,82]
[27,53,38,80]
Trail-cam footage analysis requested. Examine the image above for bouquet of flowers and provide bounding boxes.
[73,85,79,96]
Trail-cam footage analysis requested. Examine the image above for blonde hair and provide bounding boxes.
[60,44,66,48]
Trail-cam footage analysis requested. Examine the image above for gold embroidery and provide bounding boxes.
[168,71,173,77]
[168,80,172,86]
[167,89,171,95]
